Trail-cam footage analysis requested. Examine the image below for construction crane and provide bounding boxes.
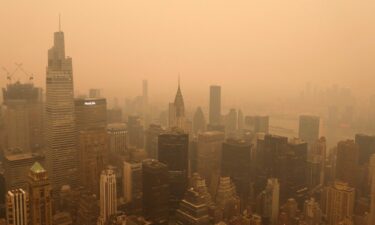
[1,63,35,83]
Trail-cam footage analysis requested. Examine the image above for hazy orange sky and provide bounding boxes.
[1,0,375,107]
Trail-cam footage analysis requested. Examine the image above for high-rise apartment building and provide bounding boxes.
[323,181,355,225]
[98,169,117,225]
[6,189,28,225]
[28,162,52,225]
[298,115,320,146]
[209,85,221,126]
[142,159,169,225]
[158,129,189,214]
[45,28,78,191]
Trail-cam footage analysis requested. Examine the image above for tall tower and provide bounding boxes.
[6,188,29,225]
[209,85,221,126]
[98,169,117,225]
[45,26,78,192]
[298,115,320,146]
[169,80,185,130]
[28,162,53,225]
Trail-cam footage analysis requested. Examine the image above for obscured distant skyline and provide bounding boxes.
[1,0,375,106]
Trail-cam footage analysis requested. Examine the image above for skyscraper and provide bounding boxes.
[158,129,189,214]
[168,81,186,130]
[323,181,355,225]
[209,85,221,126]
[244,115,269,134]
[6,189,28,225]
[127,116,144,148]
[355,134,375,165]
[298,115,320,146]
[107,123,128,154]
[45,27,78,191]
[98,169,117,225]
[142,159,169,225]
[28,162,52,225]
[215,177,240,221]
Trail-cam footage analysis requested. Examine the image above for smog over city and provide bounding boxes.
[1,1,375,225]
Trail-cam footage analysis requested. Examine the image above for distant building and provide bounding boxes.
[98,169,117,225]
[89,88,101,98]
[225,109,237,137]
[306,137,326,189]
[145,124,165,159]
[107,108,123,123]
[74,98,107,132]
[298,115,320,146]
[175,188,210,225]
[209,85,221,126]
[76,191,99,225]
[6,188,28,225]
[142,159,169,225]
[244,115,269,134]
[158,129,189,214]
[323,181,355,225]
[127,116,144,148]
[4,152,44,190]
[28,162,52,225]
[193,107,206,135]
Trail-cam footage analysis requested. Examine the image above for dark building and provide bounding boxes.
[74,98,107,132]
[76,191,99,225]
[175,188,210,225]
[158,129,189,215]
[107,108,123,123]
[209,85,221,126]
[128,116,144,148]
[221,139,252,207]
[355,134,375,165]
[142,159,169,225]
[145,124,165,159]
[335,140,359,187]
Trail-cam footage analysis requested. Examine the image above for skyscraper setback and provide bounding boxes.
[45,28,78,192]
